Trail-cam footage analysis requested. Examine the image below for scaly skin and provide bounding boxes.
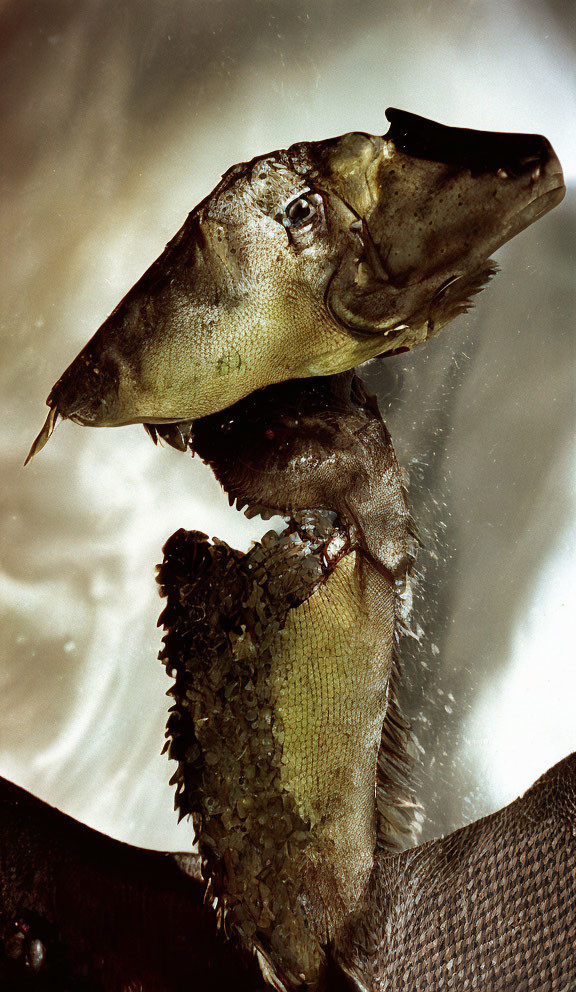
[27,110,564,458]
[157,373,419,990]
[14,111,572,991]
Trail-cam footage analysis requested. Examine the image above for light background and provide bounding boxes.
[0,0,574,850]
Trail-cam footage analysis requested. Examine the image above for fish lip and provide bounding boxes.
[67,410,101,426]
[519,176,566,217]
[69,412,199,428]
[529,162,565,201]
[494,173,565,253]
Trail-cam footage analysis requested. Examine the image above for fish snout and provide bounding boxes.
[25,341,125,464]
[47,339,125,427]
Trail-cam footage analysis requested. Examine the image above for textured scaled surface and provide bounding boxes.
[15,102,572,991]
[1,755,575,990]
[157,370,576,990]
[28,110,564,457]
[157,373,419,989]
[158,527,377,986]
[337,752,576,990]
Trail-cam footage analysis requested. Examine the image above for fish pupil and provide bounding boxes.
[286,196,315,227]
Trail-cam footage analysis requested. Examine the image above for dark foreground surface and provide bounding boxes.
[0,776,265,991]
[338,751,576,990]
[1,753,575,991]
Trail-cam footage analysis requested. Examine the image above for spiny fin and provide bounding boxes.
[375,656,422,853]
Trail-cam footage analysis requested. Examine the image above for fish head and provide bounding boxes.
[27,109,565,459]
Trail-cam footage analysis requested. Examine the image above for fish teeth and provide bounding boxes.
[24,406,60,465]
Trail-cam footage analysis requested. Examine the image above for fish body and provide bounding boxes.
[20,109,571,992]
[157,373,417,989]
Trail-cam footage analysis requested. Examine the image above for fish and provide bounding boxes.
[26,109,564,461]
[15,108,572,992]
[157,371,419,989]
[155,365,576,990]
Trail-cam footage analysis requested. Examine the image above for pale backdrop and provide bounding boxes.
[0,0,574,849]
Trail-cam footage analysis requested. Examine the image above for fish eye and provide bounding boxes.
[286,195,316,227]
[281,191,323,232]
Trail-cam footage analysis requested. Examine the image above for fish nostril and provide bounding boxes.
[497,148,547,181]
